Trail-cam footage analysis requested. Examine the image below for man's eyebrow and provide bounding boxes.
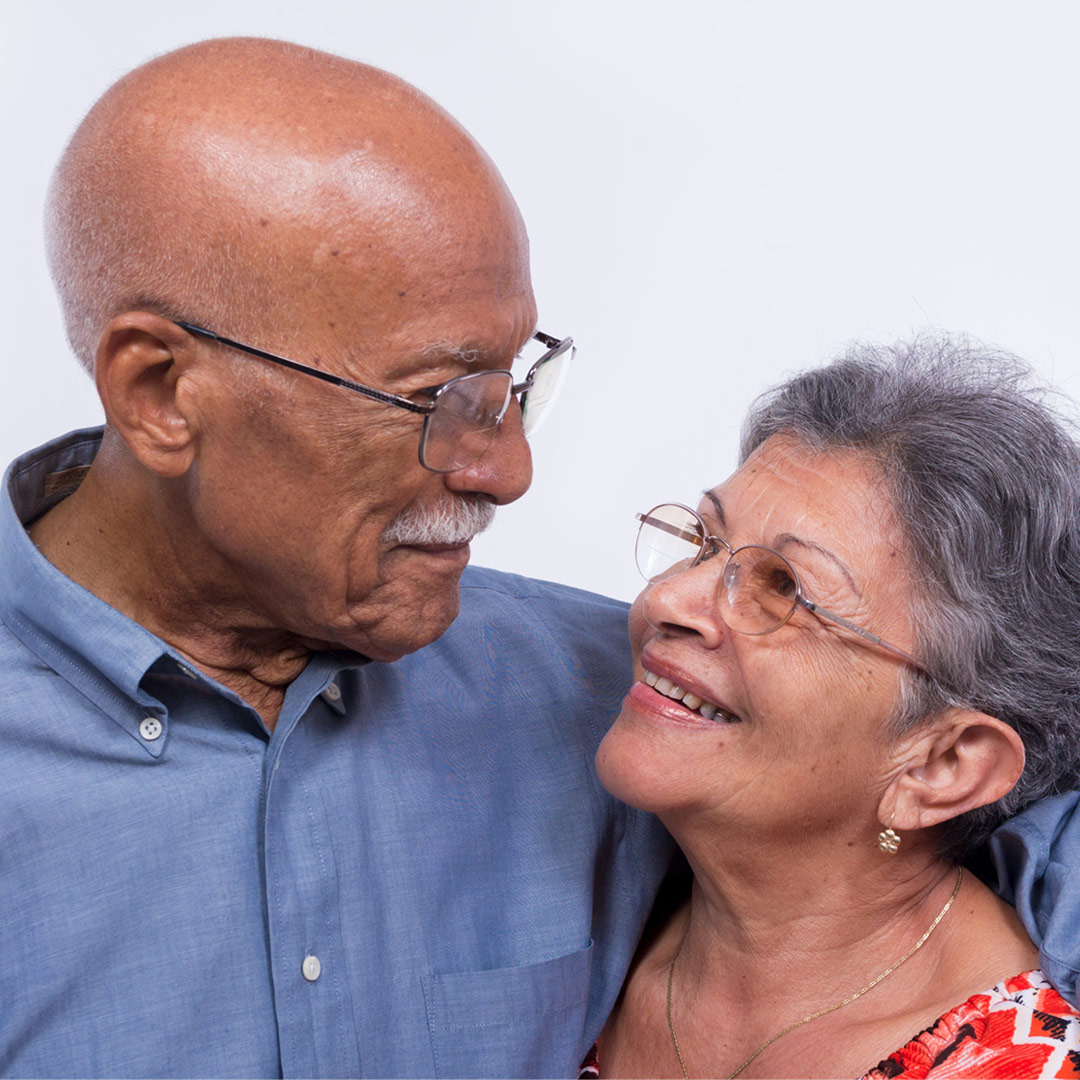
[773,533,862,596]
[417,328,541,371]
[702,490,728,532]
[381,341,487,384]
[417,340,484,368]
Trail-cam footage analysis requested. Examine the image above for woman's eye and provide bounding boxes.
[770,569,798,599]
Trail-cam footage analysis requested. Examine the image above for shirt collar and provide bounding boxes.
[0,428,369,750]
[4,425,173,669]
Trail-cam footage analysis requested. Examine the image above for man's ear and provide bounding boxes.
[881,709,1026,832]
[94,313,200,477]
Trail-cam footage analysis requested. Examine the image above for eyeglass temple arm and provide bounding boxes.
[175,322,434,415]
[799,598,925,671]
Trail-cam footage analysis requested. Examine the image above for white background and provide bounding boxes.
[3,1,1078,603]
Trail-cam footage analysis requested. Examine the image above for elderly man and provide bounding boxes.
[0,38,672,1078]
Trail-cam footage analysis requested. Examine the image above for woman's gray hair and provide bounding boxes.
[739,333,1080,860]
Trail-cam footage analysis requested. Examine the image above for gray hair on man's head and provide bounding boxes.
[739,332,1080,860]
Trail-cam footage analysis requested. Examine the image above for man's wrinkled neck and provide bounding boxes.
[27,450,323,731]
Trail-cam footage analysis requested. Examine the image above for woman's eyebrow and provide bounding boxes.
[702,490,728,531]
[773,533,862,597]
[704,490,862,597]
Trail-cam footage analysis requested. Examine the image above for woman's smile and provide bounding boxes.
[632,660,742,725]
[625,680,742,731]
[641,668,740,722]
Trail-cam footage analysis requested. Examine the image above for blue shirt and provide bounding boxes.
[0,428,675,1079]
[991,793,1080,1008]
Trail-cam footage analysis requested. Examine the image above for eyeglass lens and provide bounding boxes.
[635,504,802,635]
[521,346,572,437]
[635,504,706,580]
[720,547,800,634]
[421,341,573,472]
[421,372,514,472]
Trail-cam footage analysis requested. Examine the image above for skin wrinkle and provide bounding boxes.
[772,533,862,596]
[34,38,537,728]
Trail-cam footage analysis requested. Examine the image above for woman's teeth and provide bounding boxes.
[642,670,740,723]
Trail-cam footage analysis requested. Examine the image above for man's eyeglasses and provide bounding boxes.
[635,502,924,670]
[174,322,574,473]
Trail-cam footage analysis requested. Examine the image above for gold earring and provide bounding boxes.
[878,821,901,854]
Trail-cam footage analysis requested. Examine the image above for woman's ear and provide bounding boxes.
[881,709,1025,832]
[94,313,200,477]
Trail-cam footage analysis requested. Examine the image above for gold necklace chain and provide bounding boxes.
[665,865,964,1080]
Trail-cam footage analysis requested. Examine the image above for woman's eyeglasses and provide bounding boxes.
[635,502,924,670]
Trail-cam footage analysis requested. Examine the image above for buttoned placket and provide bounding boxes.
[261,664,361,1078]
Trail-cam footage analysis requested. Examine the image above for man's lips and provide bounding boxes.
[639,664,742,723]
[383,542,473,567]
[400,542,471,554]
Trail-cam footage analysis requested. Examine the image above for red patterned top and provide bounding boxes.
[864,970,1080,1079]
[581,970,1080,1079]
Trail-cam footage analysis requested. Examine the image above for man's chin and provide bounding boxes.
[363,611,462,661]
[336,570,466,660]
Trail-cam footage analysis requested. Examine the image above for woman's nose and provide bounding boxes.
[640,559,729,649]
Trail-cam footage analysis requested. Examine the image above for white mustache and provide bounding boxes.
[381,497,496,546]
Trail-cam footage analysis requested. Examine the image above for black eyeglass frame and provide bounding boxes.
[174,321,573,472]
[635,502,926,672]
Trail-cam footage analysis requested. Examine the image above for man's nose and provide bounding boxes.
[441,402,533,505]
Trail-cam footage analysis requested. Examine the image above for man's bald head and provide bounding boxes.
[46,37,530,373]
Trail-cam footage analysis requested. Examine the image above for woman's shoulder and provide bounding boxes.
[863,969,1080,1079]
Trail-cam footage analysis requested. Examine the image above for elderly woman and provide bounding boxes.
[589,338,1080,1079]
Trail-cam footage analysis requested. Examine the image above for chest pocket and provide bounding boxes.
[422,940,594,1079]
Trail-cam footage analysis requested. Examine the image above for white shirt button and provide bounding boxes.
[302,955,321,981]
[321,682,342,703]
[139,717,163,741]
[177,663,198,680]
